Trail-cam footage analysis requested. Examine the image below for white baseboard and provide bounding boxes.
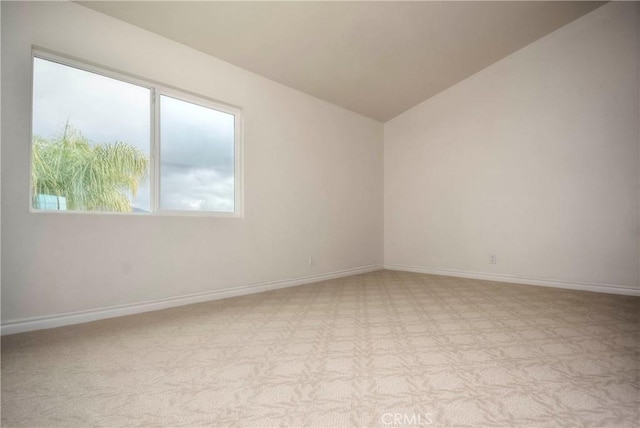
[1,264,383,336]
[384,264,640,296]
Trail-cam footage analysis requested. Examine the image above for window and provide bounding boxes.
[159,95,236,213]
[31,50,243,216]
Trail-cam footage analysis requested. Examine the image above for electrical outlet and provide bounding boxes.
[489,254,497,264]
[308,256,315,267]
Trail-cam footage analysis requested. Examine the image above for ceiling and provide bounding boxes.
[78,1,605,122]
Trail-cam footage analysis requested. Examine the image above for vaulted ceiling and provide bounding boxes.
[79,1,605,122]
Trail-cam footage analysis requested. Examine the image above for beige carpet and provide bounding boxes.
[2,270,639,427]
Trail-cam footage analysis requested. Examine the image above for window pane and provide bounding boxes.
[32,57,151,212]
[159,95,235,212]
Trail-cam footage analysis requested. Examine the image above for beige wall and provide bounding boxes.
[1,1,383,326]
[384,2,639,292]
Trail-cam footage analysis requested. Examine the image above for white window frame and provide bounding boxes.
[30,48,244,218]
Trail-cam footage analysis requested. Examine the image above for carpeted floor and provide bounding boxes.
[2,270,639,427]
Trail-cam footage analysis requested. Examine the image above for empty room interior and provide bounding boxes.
[1,1,639,427]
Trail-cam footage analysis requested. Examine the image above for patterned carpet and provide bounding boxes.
[2,270,639,427]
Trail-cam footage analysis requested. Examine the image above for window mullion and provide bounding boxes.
[151,89,161,214]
